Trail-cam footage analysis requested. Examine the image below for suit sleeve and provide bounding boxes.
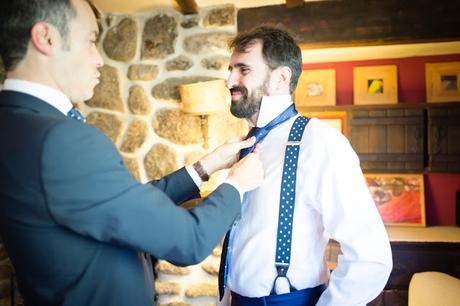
[40,120,241,266]
[148,168,201,205]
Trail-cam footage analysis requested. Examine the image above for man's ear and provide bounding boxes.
[278,66,292,88]
[271,66,292,93]
[30,22,58,56]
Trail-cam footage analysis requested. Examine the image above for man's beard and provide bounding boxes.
[230,77,270,119]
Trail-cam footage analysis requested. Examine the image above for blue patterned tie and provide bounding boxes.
[67,107,86,123]
[218,103,299,300]
[239,104,298,160]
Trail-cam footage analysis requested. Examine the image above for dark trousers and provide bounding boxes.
[231,284,326,306]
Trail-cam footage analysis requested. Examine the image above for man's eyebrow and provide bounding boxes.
[229,63,250,70]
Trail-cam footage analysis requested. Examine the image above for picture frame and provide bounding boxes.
[301,111,347,137]
[294,69,336,107]
[425,61,460,103]
[364,173,426,227]
[353,65,398,105]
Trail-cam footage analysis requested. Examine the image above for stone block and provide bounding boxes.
[212,244,222,257]
[152,109,202,145]
[156,261,190,275]
[122,158,141,181]
[183,32,234,54]
[120,120,148,153]
[127,64,159,81]
[207,111,249,147]
[155,281,181,295]
[158,301,191,306]
[201,262,219,276]
[203,6,236,27]
[128,85,152,115]
[184,151,205,165]
[85,66,124,112]
[185,283,217,298]
[86,112,123,144]
[201,56,229,71]
[103,18,137,62]
[151,76,215,101]
[142,14,178,60]
[144,143,178,180]
[180,17,199,29]
[166,56,193,71]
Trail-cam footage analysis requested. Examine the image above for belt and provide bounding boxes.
[230,284,326,306]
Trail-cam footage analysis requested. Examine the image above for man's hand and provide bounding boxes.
[227,151,264,193]
[199,136,256,176]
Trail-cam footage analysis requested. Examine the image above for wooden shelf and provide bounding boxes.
[386,226,460,243]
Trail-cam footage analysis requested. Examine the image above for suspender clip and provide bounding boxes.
[286,141,300,146]
[275,262,289,277]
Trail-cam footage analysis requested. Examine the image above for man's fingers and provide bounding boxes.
[240,136,256,149]
[225,136,243,144]
[252,143,262,154]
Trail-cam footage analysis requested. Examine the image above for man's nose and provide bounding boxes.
[226,71,237,89]
[95,49,104,68]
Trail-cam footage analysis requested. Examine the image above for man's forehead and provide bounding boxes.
[231,44,262,62]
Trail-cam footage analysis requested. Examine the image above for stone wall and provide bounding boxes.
[0,5,248,306]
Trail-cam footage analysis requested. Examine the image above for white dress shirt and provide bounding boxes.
[2,79,244,200]
[3,79,73,114]
[224,95,392,305]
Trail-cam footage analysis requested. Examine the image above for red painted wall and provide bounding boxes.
[302,54,460,225]
[302,54,460,105]
[425,174,460,226]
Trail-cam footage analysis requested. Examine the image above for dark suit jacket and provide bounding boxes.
[0,90,241,306]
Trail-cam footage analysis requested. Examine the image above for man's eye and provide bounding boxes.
[241,68,250,75]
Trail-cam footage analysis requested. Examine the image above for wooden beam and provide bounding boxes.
[175,0,198,15]
[286,0,305,9]
[238,0,460,49]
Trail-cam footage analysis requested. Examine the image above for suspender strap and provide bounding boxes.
[271,116,310,295]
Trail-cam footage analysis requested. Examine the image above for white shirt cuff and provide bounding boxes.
[185,165,203,187]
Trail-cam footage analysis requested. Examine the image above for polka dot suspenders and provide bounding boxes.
[271,115,310,295]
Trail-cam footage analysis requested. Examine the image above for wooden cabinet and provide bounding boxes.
[298,102,460,173]
[428,104,460,172]
[349,107,425,172]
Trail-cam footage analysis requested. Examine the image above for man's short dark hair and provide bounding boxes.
[230,26,302,94]
[0,0,90,71]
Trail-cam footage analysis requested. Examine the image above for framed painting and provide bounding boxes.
[364,173,426,227]
[353,65,398,105]
[294,69,336,107]
[426,61,460,103]
[301,111,347,137]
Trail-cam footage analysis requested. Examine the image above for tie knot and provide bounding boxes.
[238,104,298,160]
[67,107,86,123]
[239,127,269,160]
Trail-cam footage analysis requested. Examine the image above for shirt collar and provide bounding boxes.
[3,79,73,115]
[255,95,294,128]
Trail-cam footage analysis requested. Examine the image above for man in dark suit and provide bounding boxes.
[0,0,264,305]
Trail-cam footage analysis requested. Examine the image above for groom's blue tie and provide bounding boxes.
[218,103,299,300]
[238,104,298,160]
[67,107,86,123]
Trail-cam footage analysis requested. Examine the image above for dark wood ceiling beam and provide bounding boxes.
[238,0,460,49]
[175,0,198,15]
[286,0,305,8]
